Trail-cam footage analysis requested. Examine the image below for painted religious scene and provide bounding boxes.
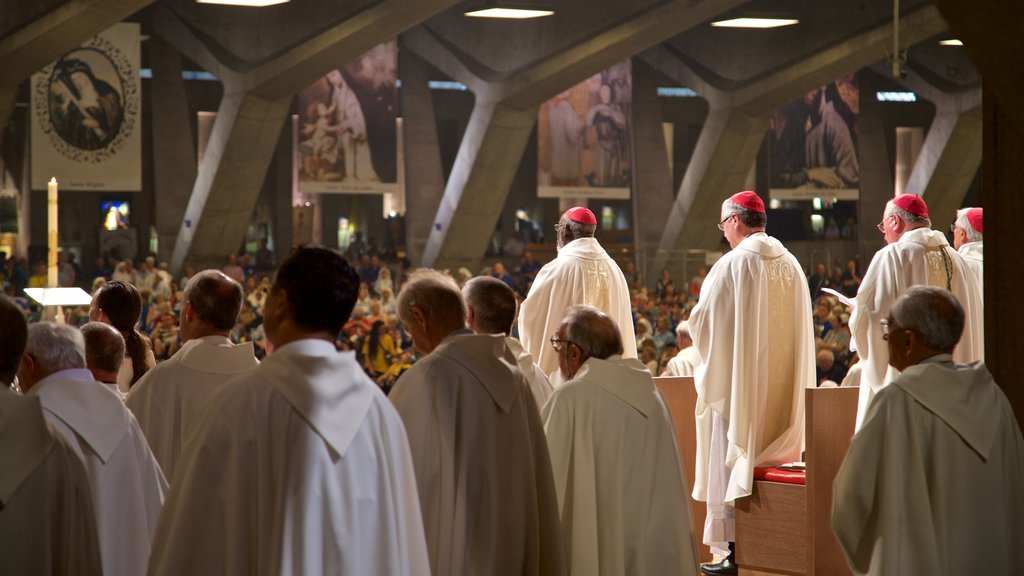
[537,60,632,199]
[296,40,398,194]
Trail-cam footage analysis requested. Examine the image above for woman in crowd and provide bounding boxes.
[89,280,155,392]
[362,320,397,377]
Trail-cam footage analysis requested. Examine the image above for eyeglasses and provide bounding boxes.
[876,220,886,233]
[550,337,576,352]
[949,223,959,233]
[717,214,734,231]
[880,318,894,340]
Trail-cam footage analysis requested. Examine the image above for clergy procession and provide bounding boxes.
[0,195,1021,576]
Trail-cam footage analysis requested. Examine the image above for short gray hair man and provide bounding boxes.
[19,324,86,390]
[81,322,125,388]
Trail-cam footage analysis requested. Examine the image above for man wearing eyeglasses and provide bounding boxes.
[832,286,1024,576]
[542,305,698,576]
[688,191,815,575]
[519,206,636,381]
[849,194,982,431]
[951,206,984,301]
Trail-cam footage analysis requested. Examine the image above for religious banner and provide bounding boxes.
[537,60,632,199]
[296,40,398,194]
[768,73,859,201]
[31,22,141,191]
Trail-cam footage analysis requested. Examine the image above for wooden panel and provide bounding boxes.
[735,481,806,575]
[654,376,712,564]
[804,387,858,576]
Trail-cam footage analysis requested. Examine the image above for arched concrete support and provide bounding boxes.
[0,0,156,146]
[150,34,197,264]
[411,0,748,270]
[646,5,948,275]
[160,0,462,273]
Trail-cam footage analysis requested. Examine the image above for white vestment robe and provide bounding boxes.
[30,369,167,576]
[850,228,983,429]
[506,335,554,409]
[832,357,1024,576]
[542,356,698,576]
[688,233,814,552]
[0,390,103,576]
[126,335,259,479]
[149,339,429,576]
[519,237,636,378]
[662,345,701,377]
[390,332,565,576]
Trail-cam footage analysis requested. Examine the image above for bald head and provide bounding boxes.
[182,269,245,340]
[562,305,623,361]
[81,321,125,382]
[463,276,517,335]
[397,268,467,354]
[0,296,27,386]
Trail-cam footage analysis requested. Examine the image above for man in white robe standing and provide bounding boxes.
[833,286,1024,575]
[952,206,984,305]
[18,323,167,576]
[127,270,258,479]
[688,191,815,575]
[81,321,126,400]
[520,206,636,379]
[850,194,983,429]
[542,305,698,576]
[148,247,428,575]
[0,297,102,575]
[463,275,553,409]
[391,269,565,576]
[661,319,700,377]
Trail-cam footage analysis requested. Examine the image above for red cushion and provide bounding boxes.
[753,467,806,485]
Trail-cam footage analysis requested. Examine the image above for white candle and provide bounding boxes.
[48,177,58,287]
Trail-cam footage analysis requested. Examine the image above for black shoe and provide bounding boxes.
[699,558,737,575]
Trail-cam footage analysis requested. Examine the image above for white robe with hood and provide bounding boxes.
[0,390,103,575]
[542,355,698,576]
[850,227,983,429]
[688,232,814,551]
[519,237,636,378]
[126,335,259,479]
[30,369,167,576]
[390,332,565,576]
[832,357,1024,575]
[148,340,429,576]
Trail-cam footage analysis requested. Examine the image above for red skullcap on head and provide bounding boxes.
[891,194,928,218]
[966,207,983,233]
[730,191,765,214]
[564,207,597,225]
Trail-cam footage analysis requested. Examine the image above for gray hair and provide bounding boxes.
[884,201,931,228]
[563,305,623,360]
[80,322,125,374]
[397,268,466,326]
[184,270,244,331]
[462,276,517,335]
[955,208,983,243]
[723,199,767,228]
[26,323,86,375]
[890,286,964,352]
[561,215,596,240]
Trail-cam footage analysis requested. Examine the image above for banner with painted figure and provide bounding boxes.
[768,73,859,201]
[31,23,141,191]
[297,40,398,194]
[538,60,632,199]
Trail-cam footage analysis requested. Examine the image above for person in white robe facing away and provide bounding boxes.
[952,206,984,338]
[148,247,429,576]
[661,319,701,377]
[0,298,103,576]
[126,270,258,479]
[463,275,554,409]
[519,206,636,379]
[687,191,815,575]
[833,286,1024,575]
[81,321,126,400]
[18,322,167,576]
[849,194,983,430]
[542,305,698,576]
[390,269,565,576]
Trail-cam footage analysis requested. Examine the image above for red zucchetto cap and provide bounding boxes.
[892,193,928,218]
[565,207,597,225]
[966,207,983,233]
[730,191,765,214]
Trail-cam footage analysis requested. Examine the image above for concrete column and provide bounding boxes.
[400,50,446,265]
[854,71,893,262]
[150,35,197,264]
[913,104,981,226]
